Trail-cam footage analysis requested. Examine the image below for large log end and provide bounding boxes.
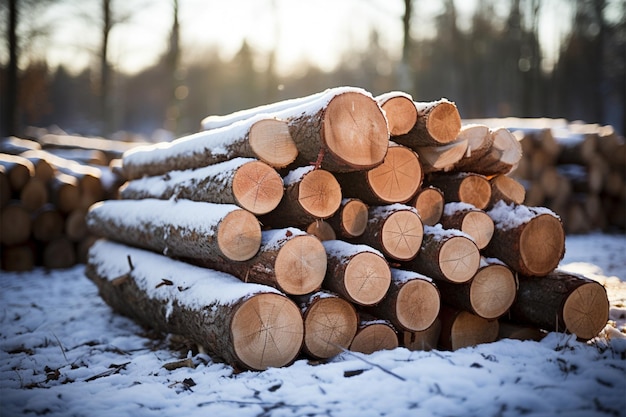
[366,144,422,203]
[302,295,358,359]
[519,213,565,276]
[232,160,284,215]
[470,264,517,320]
[350,321,399,354]
[396,279,441,331]
[217,209,262,261]
[275,234,327,295]
[249,119,298,168]
[439,236,481,283]
[562,281,609,340]
[344,252,391,306]
[298,169,343,219]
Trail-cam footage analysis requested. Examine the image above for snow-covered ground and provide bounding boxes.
[1,233,625,417]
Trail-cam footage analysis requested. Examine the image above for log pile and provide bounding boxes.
[464,118,626,234]
[0,145,122,271]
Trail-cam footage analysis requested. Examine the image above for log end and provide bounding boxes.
[233,160,284,215]
[324,92,389,169]
[344,252,391,306]
[217,209,262,261]
[381,210,424,261]
[396,279,441,331]
[303,296,358,359]
[382,96,418,136]
[562,281,609,340]
[425,101,462,145]
[298,169,342,219]
[367,145,422,203]
[341,199,369,238]
[470,264,517,320]
[350,322,399,354]
[440,307,499,351]
[306,220,337,241]
[249,119,298,168]
[412,187,445,226]
[232,293,304,370]
[275,234,327,295]
[490,175,526,206]
[458,174,492,210]
[439,236,480,283]
[519,213,565,276]
[461,211,494,250]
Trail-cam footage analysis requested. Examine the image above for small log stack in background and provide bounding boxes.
[2,87,618,371]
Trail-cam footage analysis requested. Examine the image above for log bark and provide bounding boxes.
[425,172,492,210]
[294,290,359,359]
[322,240,391,306]
[487,175,526,209]
[376,91,417,136]
[120,158,284,216]
[507,269,609,340]
[410,186,444,226]
[0,153,34,192]
[365,268,440,332]
[326,198,369,239]
[49,172,80,214]
[484,202,565,276]
[349,204,424,261]
[440,202,494,250]
[391,99,462,147]
[401,318,441,351]
[415,139,468,174]
[86,199,262,262]
[438,305,499,351]
[399,225,480,283]
[333,142,422,205]
[1,202,31,245]
[86,239,304,370]
[122,117,298,180]
[350,314,399,354]
[191,228,327,296]
[434,258,517,320]
[259,167,342,228]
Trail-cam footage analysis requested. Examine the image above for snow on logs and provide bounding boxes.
[86,239,304,370]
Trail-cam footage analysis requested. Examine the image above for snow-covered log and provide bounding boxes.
[0,153,34,193]
[440,202,494,250]
[119,158,284,215]
[85,239,304,370]
[375,91,417,136]
[414,138,468,174]
[86,199,262,262]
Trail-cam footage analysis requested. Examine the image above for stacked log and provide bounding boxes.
[78,87,610,369]
[0,149,121,271]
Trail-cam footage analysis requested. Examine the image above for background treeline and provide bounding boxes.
[1,0,624,141]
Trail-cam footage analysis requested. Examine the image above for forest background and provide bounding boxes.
[1,0,624,142]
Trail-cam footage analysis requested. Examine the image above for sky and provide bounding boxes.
[8,0,582,77]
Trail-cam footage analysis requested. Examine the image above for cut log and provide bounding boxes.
[415,138,468,174]
[365,268,440,332]
[484,201,565,276]
[465,128,523,176]
[49,172,80,214]
[19,153,55,183]
[449,124,493,172]
[285,87,389,172]
[391,99,462,148]
[31,204,64,242]
[259,166,342,228]
[19,177,48,212]
[425,172,492,210]
[0,153,34,192]
[294,290,359,359]
[306,220,337,241]
[326,198,369,239]
[122,117,297,180]
[350,314,399,354]
[507,270,609,340]
[488,175,526,208]
[438,305,499,350]
[434,258,517,320]
[333,142,422,205]
[376,91,418,136]
[402,318,441,351]
[86,239,304,370]
[65,208,88,242]
[410,186,445,226]
[350,204,423,261]
[191,228,327,296]
[42,236,76,269]
[440,202,494,250]
[1,243,35,271]
[86,199,262,262]
[120,158,284,215]
[1,202,31,245]
[322,240,391,306]
[399,225,480,284]
[36,133,148,162]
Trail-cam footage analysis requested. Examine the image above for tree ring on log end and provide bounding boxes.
[350,323,399,354]
[274,234,327,295]
[562,282,609,340]
[470,265,517,320]
[298,169,342,219]
[458,175,491,210]
[413,187,444,226]
[461,211,494,250]
[438,236,480,283]
[381,210,424,261]
[306,220,337,242]
[217,209,262,261]
[450,311,499,350]
[426,101,462,145]
[519,214,565,276]
[323,93,389,169]
[343,252,391,306]
[303,297,358,359]
[366,145,422,203]
[396,279,440,331]
[381,96,418,136]
[249,119,298,168]
[232,160,284,215]
[231,293,304,370]
[341,199,368,237]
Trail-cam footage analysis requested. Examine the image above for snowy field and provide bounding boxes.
[1,233,625,417]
